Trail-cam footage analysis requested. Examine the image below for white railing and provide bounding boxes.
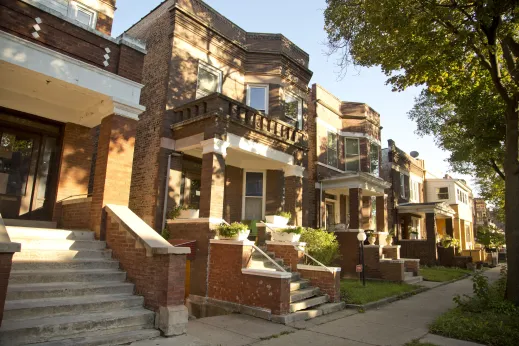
[294,245,335,274]
[252,244,287,272]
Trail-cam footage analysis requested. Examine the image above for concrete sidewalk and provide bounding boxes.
[130,267,500,346]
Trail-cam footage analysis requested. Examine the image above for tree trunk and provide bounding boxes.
[504,104,519,305]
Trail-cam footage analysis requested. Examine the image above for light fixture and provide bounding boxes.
[357,231,367,242]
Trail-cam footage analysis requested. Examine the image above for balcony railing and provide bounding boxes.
[171,93,307,148]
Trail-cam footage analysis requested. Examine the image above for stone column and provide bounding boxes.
[445,218,454,237]
[348,188,363,229]
[283,165,304,226]
[90,114,137,239]
[425,212,438,265]
[376,195,388,233]
[199,139,227,219]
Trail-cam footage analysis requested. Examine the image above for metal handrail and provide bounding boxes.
[294,245,335,274]
[251,244,287,272]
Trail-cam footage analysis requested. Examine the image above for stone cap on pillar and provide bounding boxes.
[282,165,304,177]
[0,215,21,253]
[201,138,229,157]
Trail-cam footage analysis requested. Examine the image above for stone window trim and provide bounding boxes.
[196,61,223,99]
[242,169,267,220]
[68,1,97,28]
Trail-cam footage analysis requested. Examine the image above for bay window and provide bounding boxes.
[370,142,380,176]
[344,138,360,171]
[326,132,338,167]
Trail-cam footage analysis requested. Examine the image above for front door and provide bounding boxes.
[0,126,59,220]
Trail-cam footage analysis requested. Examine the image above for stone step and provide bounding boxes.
[14,249,113,261]
[30,328,160,346]
[3,220,57,228]
[11,238,106,251]
[4,294,144,320]
[290,287,319,303]
[404,275,423,285]
[6,227,94,240]
[291,272,301,282]
[289,295,328,313]
[404,271,414,278]
[12,260,120,271]
[272,302,345,324]
[290,279,310,292]
[7,281,135,300]
[0,308,155,345]
[9,269,126,284]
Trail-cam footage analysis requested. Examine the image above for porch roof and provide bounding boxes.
[397,202,456,218]
[319,172,391,196]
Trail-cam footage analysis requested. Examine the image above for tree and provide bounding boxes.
[476,224,506,250]
[324,0,519,303]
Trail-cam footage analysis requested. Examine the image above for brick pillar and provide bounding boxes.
[199,139,226,219]
[283,165,304,226]
[445,218,454,237]
[90,114,137,239]
[340,195,347,224]
[361,197,372,229]
[166,155,183,215]
[425,212,438,264]
[349,188,363,229]
[376,195,388,233]
[52,123,93,222]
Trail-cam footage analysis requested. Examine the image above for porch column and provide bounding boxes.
[199,139,227,219]
[90,114,137,239]
[283,165,304,226]
[361,197,372,229]
[425,212,438,264]
[349,188,363,229]
[376,195,388,233]
[445,218,454,237]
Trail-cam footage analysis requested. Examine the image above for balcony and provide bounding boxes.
[171,93,308,149]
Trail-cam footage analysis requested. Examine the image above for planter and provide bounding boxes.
[219,230,250,241]
[386,237,393,246]
[265,215,289,226]
[178,209,199,219]
[410,233,418,240]
[271,231,301,243]
[368,236,377,245]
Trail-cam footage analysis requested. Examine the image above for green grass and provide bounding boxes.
[340,279,417,305]
[420,266,471,282]
[430,307,519,346]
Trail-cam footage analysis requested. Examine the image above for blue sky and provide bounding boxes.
[112,0,475,191]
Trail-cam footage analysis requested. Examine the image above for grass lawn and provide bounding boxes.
[430,307,519,346]
[404,340,437,346]
[420,266,471,282]
[340,279,417,305]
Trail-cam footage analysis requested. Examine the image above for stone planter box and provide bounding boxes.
[178,209,199,219]
[219,230,250,241]
[271,231,301,243]
[265,215,289,227]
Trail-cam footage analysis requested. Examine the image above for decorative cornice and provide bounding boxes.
[282,165,305,177]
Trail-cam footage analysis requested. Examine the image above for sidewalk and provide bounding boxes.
[130,267,500,346]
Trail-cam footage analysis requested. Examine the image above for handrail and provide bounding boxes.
[251,244,287,272]
[294,245,334,274]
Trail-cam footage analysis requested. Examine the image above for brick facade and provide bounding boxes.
[382,246,400,260]
[0,253,14,327]
[266,243,304,272]
[335,231,360,277]
[284,176,303,226]
[199,152,226,219]
[57,198,92,230]
[297,267,341,303]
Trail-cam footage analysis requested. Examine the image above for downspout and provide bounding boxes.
[319,181,323,229]
[162,151,183,231]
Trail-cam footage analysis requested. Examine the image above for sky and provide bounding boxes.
[111,0,476,193]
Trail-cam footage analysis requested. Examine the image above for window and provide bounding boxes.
[246,84,269,114]
[68,1,96,28]
[437,187,449,200]
[370,142,380,176]
[371,196,377,229]
[400,173,406,198]
[284,93,303,129]
[326,132,338,167]
[243,171,265,220]
[196,62,222,99]
[410,180,420,202]
[344,138,360,171]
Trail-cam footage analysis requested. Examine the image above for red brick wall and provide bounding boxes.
[285,176,303,226]
[199,152,225,219]
[208,242,290,315]
[335,231,360,277]
[266,243,303,272]
[105,214,186,311]
[403,259,420,276]
[298,267,341,303]
[95,12,113,36]
[379,261,405,282]
[224,165,243,223]
[363,246,382,278]
[399,240,437,266]
[382,246,400,260]
[58,198,91,230]
[0,253,14,327]
[266,170,284,216]
[349,189,363,229]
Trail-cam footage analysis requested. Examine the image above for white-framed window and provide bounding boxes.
[370,196,377,230]
[370,142,380,176]
[410,180,420,202]
[326,132,338,167]
[246,84,269,114]
[437,187,449,200]
[411,218,421,239]
[284,92,303,129]
[242,170,266,220]
[196,61,222,99]
[68,1,97,28]
[344,137,360,171]
[400,173,406,199]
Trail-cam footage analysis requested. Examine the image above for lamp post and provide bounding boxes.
[357,231,366,286]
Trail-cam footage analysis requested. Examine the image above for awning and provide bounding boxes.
[319,172,391,196]
[397,202,456,218]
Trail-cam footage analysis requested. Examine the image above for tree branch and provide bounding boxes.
[490,158,506,180]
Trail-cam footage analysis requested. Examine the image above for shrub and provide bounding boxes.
[300,228,340,266]
[161,228,170,240]
[217,222,249,238]
[440,235,460,248]
[277,211,292,219]
[279,226,303,234]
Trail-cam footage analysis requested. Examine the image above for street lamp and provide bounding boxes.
[357,231,367,286]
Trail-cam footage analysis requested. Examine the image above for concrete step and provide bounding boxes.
[404,275,423,285]
[290,279,310,292]
[14,249,113,261]
[30,328,160,346]
[0,308,155,345]
[404,271,414,278]
[4,294,144,320]
[11,238,106,251]
[3,219,57,228]
[289,295,328,313]
[9,269,126,284]
[6,227,94,240]
[7,281,135,300]
[291,272,301,282]
[272,302,345,324]
[12,260,120,271]
[290,287,319,303]
[248,259,284,271]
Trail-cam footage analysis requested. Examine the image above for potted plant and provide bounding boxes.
[265,211,291,226]
[365,229,377,245]
[271,226,303,243]
[441,235,460,249]
[409,227,419,239]
[168,205,199,219]
[217,222,250,241]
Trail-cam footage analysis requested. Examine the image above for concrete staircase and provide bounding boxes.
[1,225,160,346]
[403,270,423,285]
[250,250,344,324]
